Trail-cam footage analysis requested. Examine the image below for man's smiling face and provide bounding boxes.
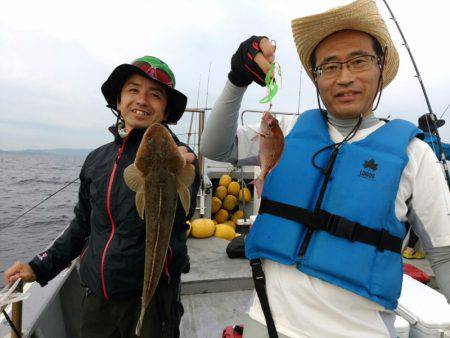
[314,30,382,119]
[118,73,168,131]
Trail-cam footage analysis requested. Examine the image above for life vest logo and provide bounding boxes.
[359,159,378,180]
[37,251,48,260]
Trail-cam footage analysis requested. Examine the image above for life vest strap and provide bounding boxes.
[259,198,402,253]
[249,259,279,338]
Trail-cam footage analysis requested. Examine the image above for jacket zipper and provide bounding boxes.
[100,138,128,299]
[164,245,173,284]
[80,244,89,265]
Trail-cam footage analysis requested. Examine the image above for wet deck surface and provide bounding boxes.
[180,237,253,337]
[181,237,252,294]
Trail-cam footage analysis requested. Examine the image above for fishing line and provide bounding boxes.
[423,116,450,214]
[382,0,450,193]
[424,116,439,158]
[439,104,450,120]
[4,177,80,229]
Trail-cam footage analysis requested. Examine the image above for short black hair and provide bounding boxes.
[310,33,383,70]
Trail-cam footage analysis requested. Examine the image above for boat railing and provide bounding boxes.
[240,109,299,126]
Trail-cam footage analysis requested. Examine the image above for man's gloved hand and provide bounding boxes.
[228,35,276,87]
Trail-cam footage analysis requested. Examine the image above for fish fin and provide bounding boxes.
[124,164,144,192]
[252,177,264,198]
[177,183,191,216]
[136,190,145,220]
[177,163,195,187]
[135,310,145,336]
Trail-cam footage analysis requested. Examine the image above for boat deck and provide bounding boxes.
[180,237,253,338]
[0,237,439,338]
[180,237,439,337]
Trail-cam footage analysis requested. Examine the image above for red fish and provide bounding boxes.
[254,111,285,197]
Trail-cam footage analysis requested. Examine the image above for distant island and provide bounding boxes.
[0,148,92,157]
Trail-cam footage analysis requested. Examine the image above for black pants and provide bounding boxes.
[80,280,183,338]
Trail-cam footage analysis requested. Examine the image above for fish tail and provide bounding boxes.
[135,310,145,336]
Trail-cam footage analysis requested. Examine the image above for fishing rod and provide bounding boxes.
[4,177,80,229]
[381,0,450,189]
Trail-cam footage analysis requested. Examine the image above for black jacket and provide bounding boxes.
[29,125,200,299]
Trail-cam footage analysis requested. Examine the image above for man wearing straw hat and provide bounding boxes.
[201,0,450,337]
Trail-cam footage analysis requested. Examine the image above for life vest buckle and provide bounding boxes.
[376,229,389,252]
[250,259,265,282]
[324,214,338,232]
[326,214,358,242]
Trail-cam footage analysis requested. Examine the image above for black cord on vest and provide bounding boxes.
[372,46,387,112]
[299,115,362,257]
[311,115,363,177]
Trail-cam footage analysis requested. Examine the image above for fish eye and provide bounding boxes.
[162,139,167,145]
[147,138,153,146]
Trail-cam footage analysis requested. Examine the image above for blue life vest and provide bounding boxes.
[423,132,450,159]
[246,109,421,309]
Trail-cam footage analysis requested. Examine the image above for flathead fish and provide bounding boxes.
[123,124,195,336]
[254,111,285,197]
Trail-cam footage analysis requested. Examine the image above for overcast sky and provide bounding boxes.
[1,0,449,150]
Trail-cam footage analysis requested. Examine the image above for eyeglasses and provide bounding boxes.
[133,61,174,88]
[314,55,379,79]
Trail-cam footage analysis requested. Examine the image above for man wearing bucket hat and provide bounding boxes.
[417,112,450,159]
[201,0,450,337]
[4,56,200,337]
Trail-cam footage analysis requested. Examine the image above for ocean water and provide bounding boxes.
[0,152,85,287]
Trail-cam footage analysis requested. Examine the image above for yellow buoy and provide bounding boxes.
[219,174,232,188]
[211,197,222,214]
[214,224,236,241]
[223,195,237,211]
[231,210,244,224]
[227,181,240,197]
[215,209,229,223]
[225,220,236,230]
[186,221,191,237]
[191,218,215,238]
[238,188,251,203]
[215,186,228,200]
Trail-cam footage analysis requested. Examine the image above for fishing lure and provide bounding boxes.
[260,62,282,105]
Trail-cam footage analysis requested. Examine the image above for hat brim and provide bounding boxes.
[419,119,445,131]
[291,0,399,88]
[101,64,187,124]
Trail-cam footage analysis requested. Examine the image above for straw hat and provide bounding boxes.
[291,0,399,88]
